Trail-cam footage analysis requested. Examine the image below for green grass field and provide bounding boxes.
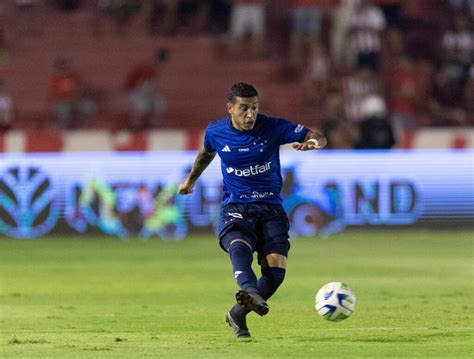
[0,230,472,358]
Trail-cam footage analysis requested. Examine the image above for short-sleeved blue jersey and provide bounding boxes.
[204,113,309,205]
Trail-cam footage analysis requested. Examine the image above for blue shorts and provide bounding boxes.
[218,202,290,263]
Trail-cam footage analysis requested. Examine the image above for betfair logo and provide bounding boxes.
[226,162,272,177]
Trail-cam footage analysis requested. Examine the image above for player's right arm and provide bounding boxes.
[178,148,216,195]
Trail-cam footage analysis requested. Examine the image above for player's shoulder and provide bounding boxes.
[206,116,229,132]
[257,113,285,126]
[257,113,292,128]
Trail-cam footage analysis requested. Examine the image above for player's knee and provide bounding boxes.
[228,240,252,255]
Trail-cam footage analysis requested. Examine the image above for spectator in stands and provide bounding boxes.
[356,95,395,149]
[427,64,467,126]
[373,0,402,28]
[149,1,207,35]
[0,2,9,65]
[15,0,42,37]
[348,0,387,72]
[465,64,474,120]
[48,56,99,129]
[49,56,82,128]
[330,0,359,67]
[0,27,8,66]
[446,0,474,17]
[175,0,208,33]
[380,27,405,75]
[94,0,141,36]
[289,0,323,67]
[55,0,81,11]
[123,47,169,130]
[441,14,474,83]
[386,55,428,135]
[303,41,330,107]
[228,0,268,57]
[321,88,360,149]
[342,67,382,123]
[205,0,232,34]
[0,80,13,131]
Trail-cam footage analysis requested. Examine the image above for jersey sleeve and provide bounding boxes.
[275,118,309,145]
[203,126,216,153]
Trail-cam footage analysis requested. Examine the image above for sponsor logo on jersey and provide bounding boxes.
[238,148,249,152]
[226,162,272,177]
[222,145,231,152]
[239,191,274,199]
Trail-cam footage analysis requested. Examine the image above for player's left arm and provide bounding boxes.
[292,130,327,151]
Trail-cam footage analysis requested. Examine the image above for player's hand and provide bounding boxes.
[292,139,324,151]
[178,179,195,195]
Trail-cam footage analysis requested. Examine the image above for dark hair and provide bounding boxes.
[228,83,258,103]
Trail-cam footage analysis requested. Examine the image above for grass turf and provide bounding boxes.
[0,230,472,358]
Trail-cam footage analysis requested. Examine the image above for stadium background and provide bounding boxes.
[0,1,473,358]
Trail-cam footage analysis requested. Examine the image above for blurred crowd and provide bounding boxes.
[0,0,473,148]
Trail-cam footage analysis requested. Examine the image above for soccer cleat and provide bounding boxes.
[226,311,251,339]
[235,290,269,316]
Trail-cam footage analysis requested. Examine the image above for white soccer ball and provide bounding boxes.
[315,282,356,321]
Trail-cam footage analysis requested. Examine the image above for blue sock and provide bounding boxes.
[257,267,286,300]
[228,241,258,292]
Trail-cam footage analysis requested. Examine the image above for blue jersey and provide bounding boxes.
[204,113,309,205]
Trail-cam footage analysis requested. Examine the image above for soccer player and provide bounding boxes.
[178,83,326,339]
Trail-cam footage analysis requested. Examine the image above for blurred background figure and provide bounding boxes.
[289,0,323,68]
[148,0,205,36]
[356,94,395,149]
[55,0,81,12]
[342,67,381,123]
[446,0,474,17]
[320,88,360,149]
[465,64,474,123]
[0,26,8,66]
[330,0,359,68]
[349,0,387,72]
[0,80,14,131]
[123,47,169,130]
[93,0,141,36]
[375,0,403,28]
[228,0,267,58]
[386,55,428,136]
[303,41,331,108]
[427,64,468,127]
[15,0,43,38]
[48,56,100,129]
[440,14,474,84]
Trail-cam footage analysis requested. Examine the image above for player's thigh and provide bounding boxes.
[218,204,256,252]
[258,204,291,266]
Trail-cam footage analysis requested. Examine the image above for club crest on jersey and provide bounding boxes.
[222,145,231,152]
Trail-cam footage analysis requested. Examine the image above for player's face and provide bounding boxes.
[227,96,259,131]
